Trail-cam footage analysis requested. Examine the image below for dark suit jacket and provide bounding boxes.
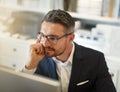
[35,43,116,92]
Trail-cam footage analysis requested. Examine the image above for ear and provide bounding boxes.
[69,33,75,41]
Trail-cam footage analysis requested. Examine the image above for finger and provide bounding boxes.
[30,44,39,55]
[39,44,45,54]
[36,39,40,44]
[34,43,44,55]
[36,43,44,55]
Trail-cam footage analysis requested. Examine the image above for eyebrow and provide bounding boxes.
[40,32,64,37]
[47,34,59,37]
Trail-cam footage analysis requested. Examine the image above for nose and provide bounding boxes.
[41,37,51,46]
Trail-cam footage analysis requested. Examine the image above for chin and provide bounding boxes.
[45,52,55,57]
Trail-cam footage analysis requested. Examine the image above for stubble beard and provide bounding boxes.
[44,46,66,58]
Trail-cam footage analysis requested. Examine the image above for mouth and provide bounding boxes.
[44,47,55,57]
[44,47,54,52]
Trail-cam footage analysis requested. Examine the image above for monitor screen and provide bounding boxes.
[0,66,60,92]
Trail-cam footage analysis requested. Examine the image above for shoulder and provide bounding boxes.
[74,42,104,57]
[38,57,54,67]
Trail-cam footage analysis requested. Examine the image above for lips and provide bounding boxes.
[44,47,54,52]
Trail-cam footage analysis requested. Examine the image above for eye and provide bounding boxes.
[48,36,57,41]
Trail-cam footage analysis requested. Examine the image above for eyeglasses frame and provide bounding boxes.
[37,31,73,44]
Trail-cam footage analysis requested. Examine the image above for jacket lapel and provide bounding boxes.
[68,43,85,92]
[47,58,58,80]
[39,57,58,80]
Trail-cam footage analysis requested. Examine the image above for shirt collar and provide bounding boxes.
[67,42,75,65]
[53,42,75,66]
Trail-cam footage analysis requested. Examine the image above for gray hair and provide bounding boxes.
[41,9,75,33]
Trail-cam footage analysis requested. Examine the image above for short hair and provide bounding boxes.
[41,9,75,33]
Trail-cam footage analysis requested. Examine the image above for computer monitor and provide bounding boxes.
[0,66,60,92]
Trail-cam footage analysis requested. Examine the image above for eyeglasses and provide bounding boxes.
[37,32,73,44]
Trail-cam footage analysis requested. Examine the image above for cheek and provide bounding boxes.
[55,40,67,50]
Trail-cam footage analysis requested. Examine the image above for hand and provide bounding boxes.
[25,40,45,70]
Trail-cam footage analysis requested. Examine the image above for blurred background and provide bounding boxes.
[0,0,120,91]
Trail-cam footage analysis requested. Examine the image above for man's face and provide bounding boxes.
[39,21,72,57]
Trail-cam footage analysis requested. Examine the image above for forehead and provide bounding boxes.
[40,21,66,35]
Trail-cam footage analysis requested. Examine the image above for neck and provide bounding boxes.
[56,43,73,63]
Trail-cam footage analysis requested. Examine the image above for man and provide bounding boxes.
[25,9,116,92]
